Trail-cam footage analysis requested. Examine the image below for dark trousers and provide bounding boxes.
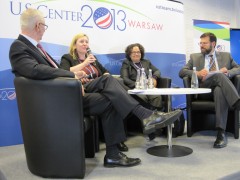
[83,75,139,146]
[199,73,239,130]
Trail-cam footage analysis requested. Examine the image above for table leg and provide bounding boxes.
[146,95,193,157]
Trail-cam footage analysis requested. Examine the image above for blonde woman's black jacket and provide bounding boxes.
[60,54,109,76]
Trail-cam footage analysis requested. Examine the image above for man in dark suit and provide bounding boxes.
[9,8,181,167]
[179,32,240,148]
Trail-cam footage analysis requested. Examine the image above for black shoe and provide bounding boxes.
[117,142,128,152]
[142,109,182,134]
[146,132,156,141]
[214,131,228,148]
[104,152,141,167]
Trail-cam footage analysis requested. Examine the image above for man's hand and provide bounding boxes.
[197,68,209,79]
[220,67,228,74]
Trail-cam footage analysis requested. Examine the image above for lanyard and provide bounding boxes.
[85,64,96,75]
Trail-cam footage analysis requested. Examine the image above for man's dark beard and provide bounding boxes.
[201,45,213,55]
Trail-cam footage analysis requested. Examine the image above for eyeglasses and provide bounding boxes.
[39,23,48,30]
[131,51,141,54]
[198,42,210,46]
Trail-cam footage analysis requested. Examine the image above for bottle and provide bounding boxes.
[148,69,154,89]
[191,67,199,88]
[140,68,147,89]
[135,69,140,89]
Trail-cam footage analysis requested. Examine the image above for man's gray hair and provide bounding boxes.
[20,8,44,31]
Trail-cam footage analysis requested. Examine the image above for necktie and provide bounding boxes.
[209,55,216,71]
[37,43,58,68]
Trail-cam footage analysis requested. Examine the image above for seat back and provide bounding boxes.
[157,77,172,111]
[183,76,239,139]
[14,77,87,178]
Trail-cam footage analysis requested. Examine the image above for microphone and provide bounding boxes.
[86,48,96,66]
[85,73,97,79]
[86,47,92,55]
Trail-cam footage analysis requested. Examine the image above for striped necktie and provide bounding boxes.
[209,55,216,71]
[37,43,58,68]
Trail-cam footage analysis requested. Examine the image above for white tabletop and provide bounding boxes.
[128,88,211,95]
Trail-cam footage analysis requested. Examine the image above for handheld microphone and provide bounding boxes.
[85,73,97,79]
[86,48,96,66]
[86,48,92,55]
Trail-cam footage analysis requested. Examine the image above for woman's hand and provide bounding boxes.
[153,78,157,88]
[74,71,86,79]
[80,77,94,84]
[81,84,85,96]
[84,54,96,65]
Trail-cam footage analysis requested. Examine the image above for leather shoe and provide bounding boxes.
[214,131,228,148]
[117,142,128,152]
[146,132,156,141]
[104,152,141,167]
[142,109,182,134]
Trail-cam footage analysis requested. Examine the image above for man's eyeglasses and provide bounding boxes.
[131,51,141,54]
[39,23,48,30]
[198,42,210,46]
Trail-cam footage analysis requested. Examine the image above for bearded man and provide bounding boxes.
[179,32,240,148]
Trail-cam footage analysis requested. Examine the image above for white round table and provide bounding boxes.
[128,88,211,157]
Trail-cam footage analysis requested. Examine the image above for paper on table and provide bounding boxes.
[130,89,145,93]
[203,71,222,81]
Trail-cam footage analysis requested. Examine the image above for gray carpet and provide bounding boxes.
[0,130,240,180]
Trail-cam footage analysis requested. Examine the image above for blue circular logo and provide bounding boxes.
[93,7,112,29]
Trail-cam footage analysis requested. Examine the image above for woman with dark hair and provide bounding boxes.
[121,43,162,110]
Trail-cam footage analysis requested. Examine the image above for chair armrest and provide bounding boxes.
[183,76,191,88]
[232,74,240,95]
[157,77,171,88]
[182,76,194,107]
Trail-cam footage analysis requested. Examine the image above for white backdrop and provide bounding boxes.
[0,0,185,146]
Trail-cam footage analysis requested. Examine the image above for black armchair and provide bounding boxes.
[157,77,172,111]
[183,75,240,139]
[14,77,97,179]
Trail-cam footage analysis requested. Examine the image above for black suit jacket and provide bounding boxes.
[120,58,161,89]
[9,34,74,79]
[179,51,240,82]
[60,54,109,76]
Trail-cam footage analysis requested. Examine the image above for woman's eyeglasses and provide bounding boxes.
[131,51,141,54]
